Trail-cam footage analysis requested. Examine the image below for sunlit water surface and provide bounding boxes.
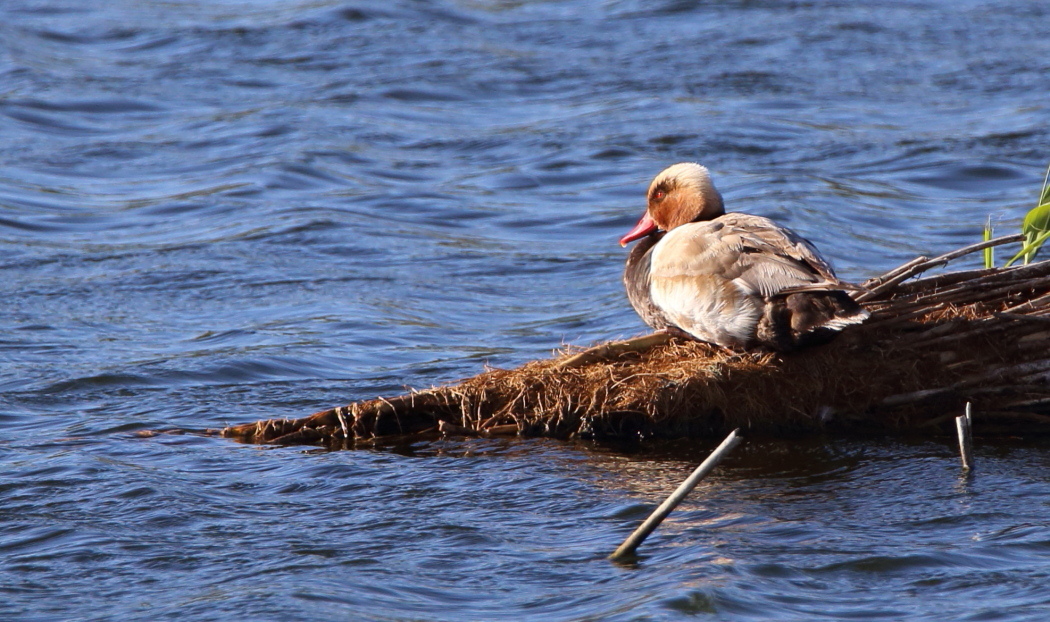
[2,1,1050,620]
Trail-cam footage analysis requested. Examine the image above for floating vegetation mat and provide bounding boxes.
[218,235,1050,446]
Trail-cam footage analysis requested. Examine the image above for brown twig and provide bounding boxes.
[858,234,1024,302]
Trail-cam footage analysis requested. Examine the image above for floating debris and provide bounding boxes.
[220,235,1050,446]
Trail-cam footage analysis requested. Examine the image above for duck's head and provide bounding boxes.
[619,162,725,247]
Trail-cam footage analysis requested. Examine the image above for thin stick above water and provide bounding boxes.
[956,402,974,471]
[609,429,742,562]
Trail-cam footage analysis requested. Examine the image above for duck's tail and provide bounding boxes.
[758,290,869,351]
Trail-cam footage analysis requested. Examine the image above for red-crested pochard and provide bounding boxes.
[620,163,869,351]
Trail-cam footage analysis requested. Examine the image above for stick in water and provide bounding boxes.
[955,402,974,471]
[609,429,742,562]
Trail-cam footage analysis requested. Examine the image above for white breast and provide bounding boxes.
[648,224,764,348]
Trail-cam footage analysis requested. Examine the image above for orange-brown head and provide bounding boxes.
[619,163,726,246]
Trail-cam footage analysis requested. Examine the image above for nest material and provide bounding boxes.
[220,235,1050,446]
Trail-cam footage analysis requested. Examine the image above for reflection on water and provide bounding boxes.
[3,0,1050,619]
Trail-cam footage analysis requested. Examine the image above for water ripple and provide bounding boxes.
[3,0,1050,620]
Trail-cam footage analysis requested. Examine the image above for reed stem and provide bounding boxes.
[956,402,974,471]
[609,429,742,562]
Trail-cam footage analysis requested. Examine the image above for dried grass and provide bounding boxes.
[220,236,1050,446]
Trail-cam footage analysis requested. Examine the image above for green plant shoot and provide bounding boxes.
[1006,163,1050,267]
[983,217,994,269]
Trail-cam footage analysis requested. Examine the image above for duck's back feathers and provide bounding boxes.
[650,213,840,292]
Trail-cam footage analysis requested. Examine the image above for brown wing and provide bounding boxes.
[650,214,847,300]
[716,213,842,285]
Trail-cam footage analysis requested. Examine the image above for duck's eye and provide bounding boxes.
[652,190,667,201]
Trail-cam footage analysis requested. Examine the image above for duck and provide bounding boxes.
[620,162,869,351]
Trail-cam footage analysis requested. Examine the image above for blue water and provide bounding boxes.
[3,1,1050,620]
